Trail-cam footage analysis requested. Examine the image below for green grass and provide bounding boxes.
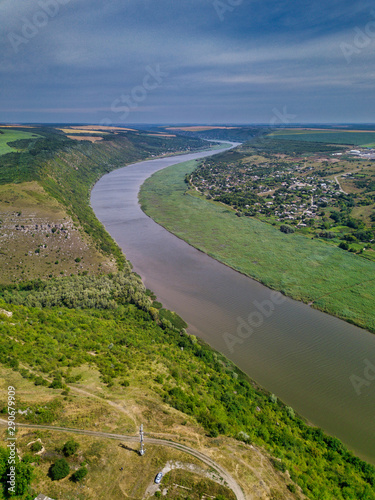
[0,129,40,155]
[268,129,375,146]
[139,160,375,333]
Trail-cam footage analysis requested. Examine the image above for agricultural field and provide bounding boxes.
[269,128,375,146]
[0,128,41,156]
[140,158,375,333]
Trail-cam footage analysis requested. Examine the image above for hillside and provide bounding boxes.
[0,126,210,279]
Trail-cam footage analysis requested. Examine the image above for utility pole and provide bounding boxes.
[139,424,145,456]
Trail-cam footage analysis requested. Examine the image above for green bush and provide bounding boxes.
[49,458,70,480]
[70,466,88,482]
[30,441,42,453]
[280,224,295,234]
[63,439,79,457]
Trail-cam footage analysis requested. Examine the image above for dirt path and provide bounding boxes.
[334,175,348,194]
[0,420,246,500]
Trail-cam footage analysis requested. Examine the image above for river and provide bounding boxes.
[91,146,375,464]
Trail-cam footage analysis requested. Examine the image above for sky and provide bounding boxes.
[1,0,375,125]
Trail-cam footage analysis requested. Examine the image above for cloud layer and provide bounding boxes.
[1,0,374,123]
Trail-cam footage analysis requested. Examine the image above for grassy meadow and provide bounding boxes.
[0,129,40,156]
[139,160,375,333]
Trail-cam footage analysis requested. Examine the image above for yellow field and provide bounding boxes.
[66,135,103,142]
[58,128,106,134]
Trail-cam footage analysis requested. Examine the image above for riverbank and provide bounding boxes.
[139,159,375,335]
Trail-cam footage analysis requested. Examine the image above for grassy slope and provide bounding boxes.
[0,300,374,500]
[139,160,375,333]
[0,181,116,283]
[0,129,41,155]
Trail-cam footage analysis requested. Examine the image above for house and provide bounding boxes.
[34,495,55,500]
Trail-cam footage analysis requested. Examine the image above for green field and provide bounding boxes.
[139,160,375,333]
[269,129,375,146]
[0,128,40,155]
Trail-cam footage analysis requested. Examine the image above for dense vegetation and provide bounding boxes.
[0,447,34,499]
[244,137,346,155]
[0,129,41,157]
[0,287,374,499]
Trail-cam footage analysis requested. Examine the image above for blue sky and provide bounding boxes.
[1,0,375,124]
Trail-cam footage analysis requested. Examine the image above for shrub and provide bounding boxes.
[70,466,88,482]
[280,225,295,234]
[49,376,64,389]
[339,241,349,250]
[49,458,70,480]
[34,376,48,386]
[271,458,286,473]
[63,439,79,457]
[30,441,42,453]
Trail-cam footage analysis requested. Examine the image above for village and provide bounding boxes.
[188,144,375,256]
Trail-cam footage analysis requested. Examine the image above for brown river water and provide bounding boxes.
[91,146,375,464]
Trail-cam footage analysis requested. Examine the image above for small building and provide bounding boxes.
[34,495,55,500]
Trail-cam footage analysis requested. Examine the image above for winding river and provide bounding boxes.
[91,146,375,464]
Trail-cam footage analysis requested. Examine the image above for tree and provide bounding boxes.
[0,447,34,496]
[63,439,79,457]
[280,224,295,234]
[70,466,88,482]
[49,458,70,480]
